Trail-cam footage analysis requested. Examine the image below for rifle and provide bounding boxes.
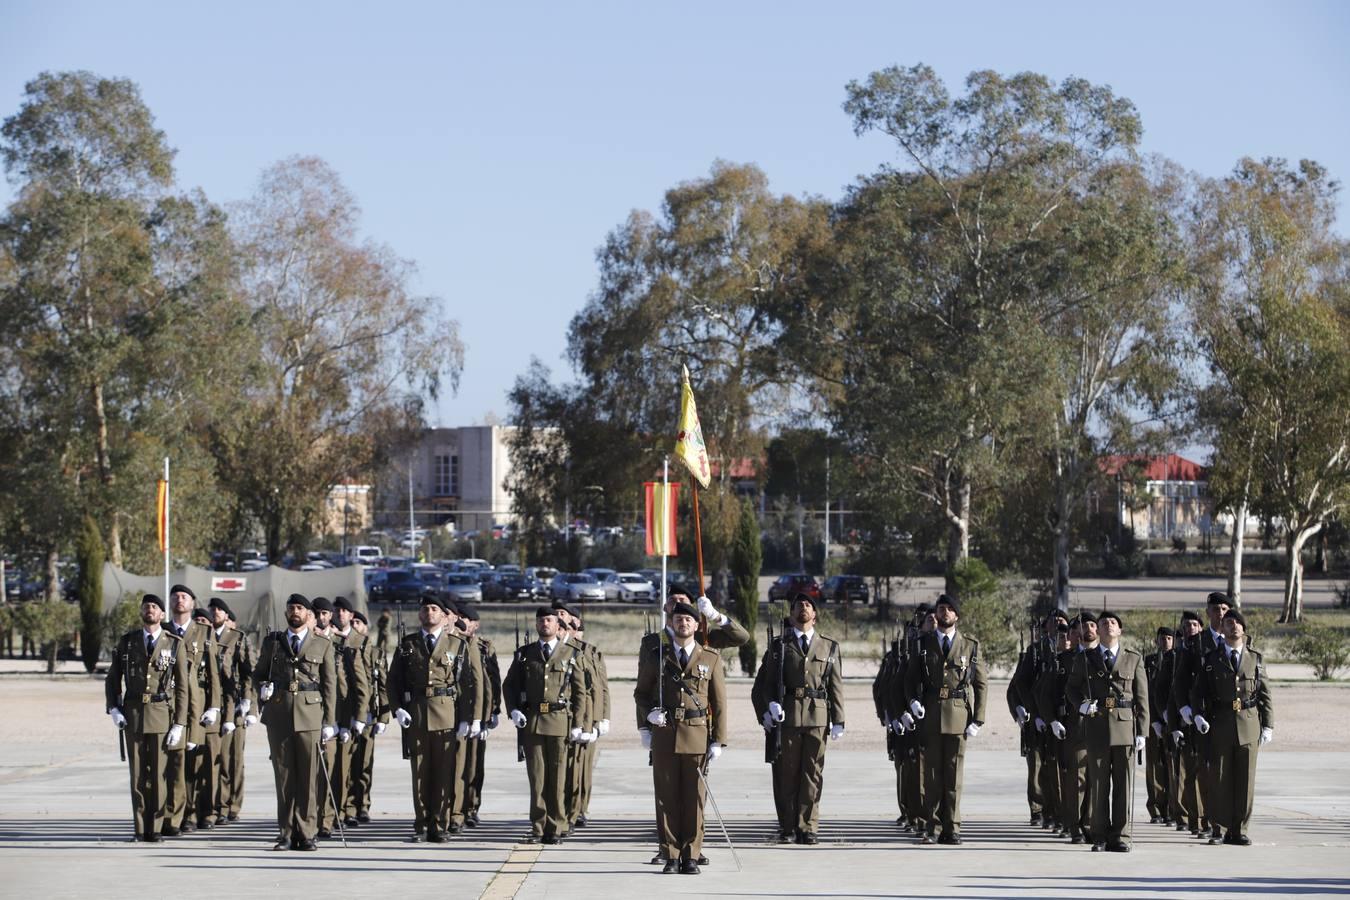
[118,724,126,762]
[397,613,411,762]
[514,619,525,763]
[884,634,897,762]
[764,620,785,765]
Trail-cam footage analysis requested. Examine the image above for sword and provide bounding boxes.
[697,764,741,872]
[316,737,348,847]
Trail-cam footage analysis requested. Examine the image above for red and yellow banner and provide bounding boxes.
[644,482,680,557]
[156,479,168,553]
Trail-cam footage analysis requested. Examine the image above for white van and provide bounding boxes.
[346,545,384,565]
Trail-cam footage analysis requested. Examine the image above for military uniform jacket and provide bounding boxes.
[333,630,372,728]
[1067,645,1148,748]
[573,638,610,722]
[478,636,502,720]
[1143,651,1166,726]
[362,635,390,724]
[703,615,750,650]
[174,621,222,742]
[904,631,987,735]
[1034,648,1080,732]
[215,627,253,722]
[635,633,727,753]
[502,640,587,737]
[751,630,845,729]
[252,630,338,733]
[872,643,900,723]
[1171,629,1222,715]
[1188,645,1273,747]
[388,629,483,732]
[106,628,190,735]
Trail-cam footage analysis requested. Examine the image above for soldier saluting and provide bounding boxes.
[751,592,845,845]
[106,593,189,842]
[252,593,338,851]
[903,593,987,845]
[635,599,727,874]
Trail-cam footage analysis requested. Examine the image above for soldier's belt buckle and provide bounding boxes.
[538,703,551,714]
[938,687,950,700]
[288,681,299,693]
[142,693,151,704]
[1232,699,1242,711]
[793,687,806,699]
[426,687,436,698]
[674,707,686,720]
[1104,697,1116,710]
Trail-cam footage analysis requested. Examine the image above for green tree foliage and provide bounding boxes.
[1189,158,1350,622]
[1290,619,1350,681]
[731,496,762,674]
[13,598,80,673]
[102,591,144,649]
[213,156,464,561]
[791,65,1146,593]
[76,514,104,672]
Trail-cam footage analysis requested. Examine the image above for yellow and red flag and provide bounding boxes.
[673,365,710,488]
[644,482,680,557]
[156,478,169,553]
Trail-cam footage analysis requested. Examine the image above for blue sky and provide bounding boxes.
[3,1,1347,429]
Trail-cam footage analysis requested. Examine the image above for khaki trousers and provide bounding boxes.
[265,726,321,843]
[652,750,705,861]
[126,732,167,839]
[523,732,568,838]
[772,726,828,834]
[1087,743,1134,845]
[922,732,967,837]
[1211,742,1257,835]
[218,724,246,817]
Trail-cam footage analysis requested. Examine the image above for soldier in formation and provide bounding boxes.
[752,592,845,845]
[635,598,727,874]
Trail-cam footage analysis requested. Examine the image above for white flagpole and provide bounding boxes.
[661,456,669,631]
[163,456,170,602]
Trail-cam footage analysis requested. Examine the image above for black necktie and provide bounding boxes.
[800,635,809,656]
[426,634,436,656]
[1104,649,1114,670]
[146,634,155,657]
[941,635,951,657]
[1230,650,1239,671]
[678,646,689,668]
[542,642,552,661]
[290,634,300,656]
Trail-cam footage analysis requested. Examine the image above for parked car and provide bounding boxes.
[382,569,426,605]
[442,573,483,604]
[483,573,537,602]
[549,572,605,603]
[346,545,384,565]
[767,573,822,605]
[581,567,616,584]
[601,572,656,603]
[822,574,870,605]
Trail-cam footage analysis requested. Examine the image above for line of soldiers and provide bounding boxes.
[1002,590,1274,850]
[872,594,989,845]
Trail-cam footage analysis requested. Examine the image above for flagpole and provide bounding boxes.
[162,457,170,602]
[660,457,669,631]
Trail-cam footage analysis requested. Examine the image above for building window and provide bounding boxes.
[434,454,459,496]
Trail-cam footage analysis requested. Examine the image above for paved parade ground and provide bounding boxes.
[1,670,1347,899]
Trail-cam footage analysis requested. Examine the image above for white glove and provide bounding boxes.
[1014,705,1029,726]
[768,701,785,723]
[259,682,274,703]
[646,709,668,727]
[373,722,387,736]
[1180,704,1194,725]
[488,713,500,730]
[395,708,412,728]
[239,699,251,715]
[900,712,915,731]
[338,727,352,743]
[244,714,258,728]
[1079,700,1098,716]
[1050,720,1066,740]
[964,722,981,739]
[187,742,198,751]
[762,710,776,730]
[596,718,610,737]
[1152,721,1163,739]
[469,720,482,738]
[1034,717,1046,733]
[165,724,184,748]
[640,728,652,750]
[1134,735,1146,753]
[910,700,925,719]
[352,719,366,736]
[829,723,845,741]
[706,742,723,764]
[456,721,470,738]
[109,709,127,729]
[510,709,527,728]
[478,727,489,741]
[1194,714,1210,735]
[582,729,597,743]
[1259,727,1273,746]
[889,718,904,734]
[1171,730,1184,746]
[321,725,337,743]
[696,595,717,619]
[221,721,236,736]
[568,726,583,742]
[200,707,219,727]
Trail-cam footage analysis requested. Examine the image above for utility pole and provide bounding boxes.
[823,454,831,575]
